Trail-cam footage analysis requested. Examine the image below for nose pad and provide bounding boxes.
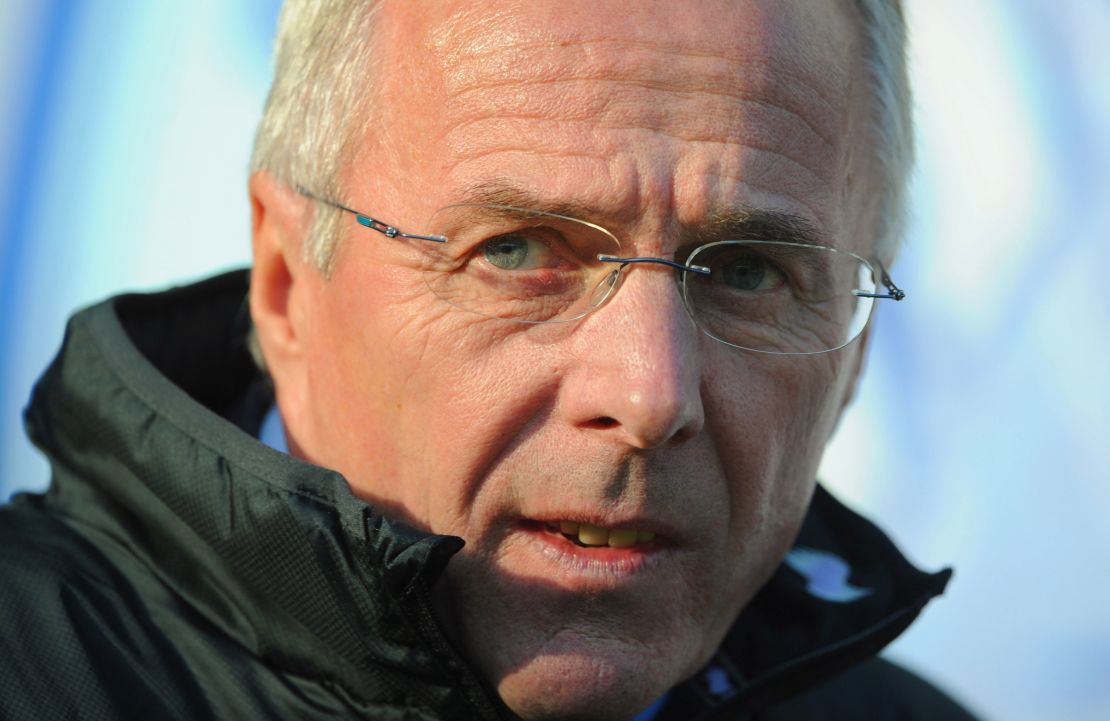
[584,268,622,315]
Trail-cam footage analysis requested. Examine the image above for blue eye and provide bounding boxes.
[484,234,531,270]
[481,231,567,271]
[720,251,785,291]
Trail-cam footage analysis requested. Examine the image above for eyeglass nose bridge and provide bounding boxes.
[596,254,711,276]
[585,254,710,332]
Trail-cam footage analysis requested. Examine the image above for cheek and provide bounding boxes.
[415,328,571,534]
[309,260,566,534]
[704,349,850,552]
[714,347,847,454]
[294,255,461,491]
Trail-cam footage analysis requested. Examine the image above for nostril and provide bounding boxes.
[586,416,619,429]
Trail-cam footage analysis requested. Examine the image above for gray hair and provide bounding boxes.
[852,0,914,261]
[250,0,913,271]
[250,1,381,275]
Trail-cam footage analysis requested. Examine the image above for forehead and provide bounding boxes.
[369,0,865,248]
[423,1,855,93]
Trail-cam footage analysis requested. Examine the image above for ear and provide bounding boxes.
[248,171,314,404]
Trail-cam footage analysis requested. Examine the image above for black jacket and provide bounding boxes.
[0,271,979,720]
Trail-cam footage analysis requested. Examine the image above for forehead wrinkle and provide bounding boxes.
[438,137,834,240]
[444,54,839,153]
[433,8,850,100]
[440,115,831,198]
[415,2,860,243]
[437,91,834,186]
[439,49,841,164]
[430,48,843,199]
[437,141,835,245]
[420,2,860,158]
[443,177,832,258]
[432,8,851,142]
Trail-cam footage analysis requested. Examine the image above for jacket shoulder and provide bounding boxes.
[0,499,208,720]
[758,656,981,721]
[0,498,126,633]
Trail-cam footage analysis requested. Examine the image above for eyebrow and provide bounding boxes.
[457,179,828,247]
[458,180,597,221]
[691,208,827,247]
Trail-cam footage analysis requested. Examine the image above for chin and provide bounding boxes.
[499,663,661,721]
[490,632,699,721]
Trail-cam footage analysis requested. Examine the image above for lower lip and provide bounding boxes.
[514,521,665,577]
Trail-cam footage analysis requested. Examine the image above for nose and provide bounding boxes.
[561,266,706,449]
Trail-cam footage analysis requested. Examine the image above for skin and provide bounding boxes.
[250,1,879,719]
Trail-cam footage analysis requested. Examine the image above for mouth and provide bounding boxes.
[537,520,657,549]
[516,518,665,564]
[495,519,676,586]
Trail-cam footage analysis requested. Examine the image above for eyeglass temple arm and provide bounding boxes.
[296,186,447,243]
[854,265,906,301]
[597,254,711,276]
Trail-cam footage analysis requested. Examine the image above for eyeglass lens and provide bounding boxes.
[419,205,877,353]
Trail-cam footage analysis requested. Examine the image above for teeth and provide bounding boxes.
[578,524,609,546]
[608,529,638,548]
[543,521,657,547]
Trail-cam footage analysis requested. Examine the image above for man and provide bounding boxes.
[0,1,979,719]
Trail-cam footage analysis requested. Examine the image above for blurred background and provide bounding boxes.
[1,2,1107,719]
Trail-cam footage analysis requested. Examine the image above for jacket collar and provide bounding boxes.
[689,485,951,718]
[26,271,500,717]
[25,270,949,719]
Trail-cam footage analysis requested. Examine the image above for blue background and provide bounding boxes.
[2,2,1107,719]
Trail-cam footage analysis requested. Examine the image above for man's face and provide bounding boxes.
[266,1,875,718]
